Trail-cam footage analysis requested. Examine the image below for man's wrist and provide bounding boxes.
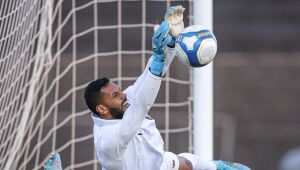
[149,53,165,76]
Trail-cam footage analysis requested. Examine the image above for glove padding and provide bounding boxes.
[149,53,165,76]
[167,37,176,48]
[150,21,172,76]
[152,21,172,55]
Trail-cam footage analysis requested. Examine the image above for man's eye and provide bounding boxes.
[112,93,118,98]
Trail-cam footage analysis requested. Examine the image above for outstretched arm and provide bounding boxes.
[124,5,185,95]
[100,21,173,159]
[117,21,172,144]
[117,72,162,146]
[124,21,177,96]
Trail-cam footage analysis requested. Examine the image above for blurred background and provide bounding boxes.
[214,0,300,170]
[1,0,300,170]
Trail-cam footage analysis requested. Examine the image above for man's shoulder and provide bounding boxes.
[93,124,116,143]
[94,125,118,151]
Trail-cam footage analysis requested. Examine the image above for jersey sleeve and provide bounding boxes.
[118,72,162,145]
[162,47,176,76]
[100,72,162,159]
[97,49,175,161]
[101,48,175,158]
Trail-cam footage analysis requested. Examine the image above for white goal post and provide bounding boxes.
[193,0,214,160]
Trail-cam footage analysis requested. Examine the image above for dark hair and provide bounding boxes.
[84,77,110,114]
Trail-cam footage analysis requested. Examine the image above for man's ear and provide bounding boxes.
[96,104,108,116]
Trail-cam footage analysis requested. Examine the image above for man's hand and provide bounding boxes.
[150,21,172,76]
[152,21,172,54]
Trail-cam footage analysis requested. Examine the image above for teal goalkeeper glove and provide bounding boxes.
[150,21,172,76]
[214,160,251,170]
[44,152,62,170]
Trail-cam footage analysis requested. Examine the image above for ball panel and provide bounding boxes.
[175,25,217,68]
[197,39,217,64]
[186,51,204,67]
[175,44,190,66]
[182,36,198,50]
[176,35,202,67]
[196,29,215,41]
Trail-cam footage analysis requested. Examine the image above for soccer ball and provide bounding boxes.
[175,25,217,67]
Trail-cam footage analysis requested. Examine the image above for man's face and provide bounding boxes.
[99,81,130,119]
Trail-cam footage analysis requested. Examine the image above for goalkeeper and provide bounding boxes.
[45,5,250,170]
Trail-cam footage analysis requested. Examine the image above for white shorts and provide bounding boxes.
[160,152,180,170]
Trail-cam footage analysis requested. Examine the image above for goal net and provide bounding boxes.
[0,0,193,169]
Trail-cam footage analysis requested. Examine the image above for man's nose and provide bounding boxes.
[121,93,127,100]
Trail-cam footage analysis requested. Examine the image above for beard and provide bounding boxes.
[108,98,127,119]
[109,107,124,119]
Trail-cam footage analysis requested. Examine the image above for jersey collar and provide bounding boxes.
[91,113,121,126]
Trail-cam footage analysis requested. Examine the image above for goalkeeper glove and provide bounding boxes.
[167,37,176,48]
[214,160,251,170]
[150,21,172,76]
[44,152,62,170]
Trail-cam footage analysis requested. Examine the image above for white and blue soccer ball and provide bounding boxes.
[175,25,217,67]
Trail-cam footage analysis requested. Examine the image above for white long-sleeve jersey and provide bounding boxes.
[92,48,176,170]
